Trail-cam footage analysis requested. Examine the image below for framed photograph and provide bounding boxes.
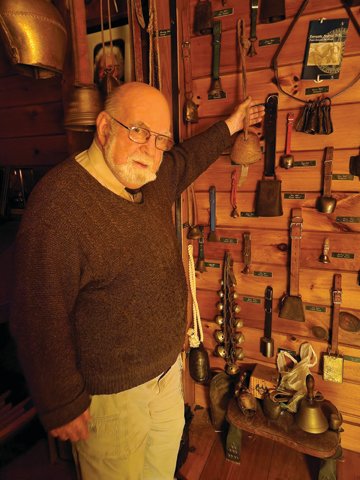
[87,24,133,86]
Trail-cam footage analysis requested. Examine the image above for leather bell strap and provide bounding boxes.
[212,21,221,81]
[248,0,258,56]
[181,3,196,108]
[208,185,218,241]
[271,0,360,104]
[285,113,294,156]
[264,286,273,339]
[236,19,249,138]
[289,208,303,296]
[323,146,334,198]
[331,274,342,354]
[264,93,278,177]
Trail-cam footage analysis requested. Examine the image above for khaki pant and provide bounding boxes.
[72,356,184,480]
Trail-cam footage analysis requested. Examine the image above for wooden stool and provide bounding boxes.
[226,398,342,480]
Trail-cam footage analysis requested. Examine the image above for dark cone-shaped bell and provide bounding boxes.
[64,83,102,132]
[189,343,210,384]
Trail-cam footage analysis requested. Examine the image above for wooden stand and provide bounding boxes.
[226,398,342,480]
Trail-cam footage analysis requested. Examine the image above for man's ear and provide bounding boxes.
[96,111,111,147]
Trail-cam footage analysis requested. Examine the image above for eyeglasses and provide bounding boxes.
[109,115,174,152]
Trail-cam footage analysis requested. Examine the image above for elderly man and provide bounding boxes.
[10,82,264,479]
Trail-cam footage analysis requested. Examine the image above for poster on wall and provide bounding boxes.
[301,18,349,80]
[87,24,133,86]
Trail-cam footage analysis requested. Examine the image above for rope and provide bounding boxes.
[187,244,203,347]
[147,0,162,90]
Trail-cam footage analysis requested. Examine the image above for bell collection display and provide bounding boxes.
[182,0,359,456]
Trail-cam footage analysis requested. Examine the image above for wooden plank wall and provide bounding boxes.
[170,0,360,452]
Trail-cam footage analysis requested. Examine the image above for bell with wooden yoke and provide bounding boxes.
[0,0,67,78]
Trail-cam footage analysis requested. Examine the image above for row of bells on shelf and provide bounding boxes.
[213,287,245,375]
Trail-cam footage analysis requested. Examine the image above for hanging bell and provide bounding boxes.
[232,332,245,345]
[64,83,102,132]
[233,304,241,314]
[214,330,225,344]
[225,363,240,375]
[216,302,224,312]
[187,225,202,240]
[215,315,224,326]
[234,347,245,360]
[232,318,243,328]
[215,345,227,358]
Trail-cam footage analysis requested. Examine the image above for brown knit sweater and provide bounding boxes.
[10,122,230,430]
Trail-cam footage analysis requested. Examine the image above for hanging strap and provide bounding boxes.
[331,274,342,354]
[187,244,204,347]
[271,0,360,103]
[181,4,194,103]
[289,208,303,296]
[323,146,334,197]
[236,19,250,138]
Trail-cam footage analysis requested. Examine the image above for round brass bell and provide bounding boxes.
[64,83,103,132]
[216,302,224,312]
[230,291,239,300]
[225,363,240,375]
[234,347,244,360]
[217,289,224,298]
[232,318,243,328]
[233,304,241,314]
[215,315,224,326]
[215,345,227,358]
[232,332,245,345]
[214,330,225,344]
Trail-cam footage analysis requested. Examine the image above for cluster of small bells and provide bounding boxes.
[213,254,245,376]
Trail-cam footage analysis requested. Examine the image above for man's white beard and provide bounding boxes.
[104,134,157,187]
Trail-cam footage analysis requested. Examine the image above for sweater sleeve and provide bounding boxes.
[160,121,232,202]
[10,206,91,431]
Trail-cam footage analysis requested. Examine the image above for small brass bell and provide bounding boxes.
[232,332,245,345]
[216,302,224,312]
[232,318,243,328]
[234,347,244,360]
[226,363,240,375]
[217,289,225,298]
[233,304,241,314]
[215,315,224,326]
[230,291,239,300]
[215,345,227,358]
[214,330,225,344]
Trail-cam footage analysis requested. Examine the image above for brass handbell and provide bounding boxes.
[296,374,328,434]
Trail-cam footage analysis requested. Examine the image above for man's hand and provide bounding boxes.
[50,408,91,442]
[225,97,265,136]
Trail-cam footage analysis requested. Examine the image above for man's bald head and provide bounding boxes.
[104,82,171,129]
